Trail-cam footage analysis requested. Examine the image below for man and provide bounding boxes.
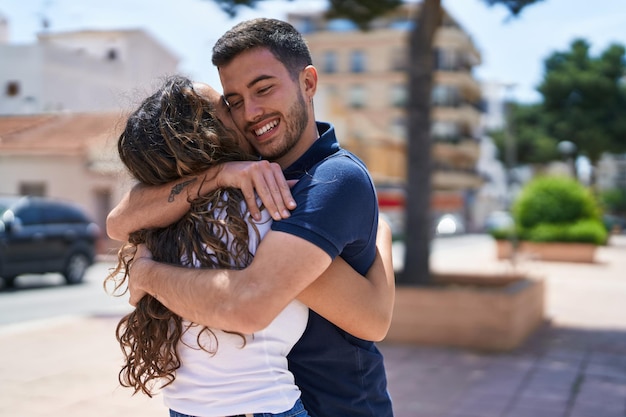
[107,18,394,417]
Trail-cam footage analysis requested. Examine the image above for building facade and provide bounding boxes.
[0,25,180,252]
[597,153,626,191]
[0,28,179,114]
[288,3,484,232]
[0,112,129,253]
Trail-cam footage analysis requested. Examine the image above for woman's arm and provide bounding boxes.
[107,160,296,241]
[296,217,395,342]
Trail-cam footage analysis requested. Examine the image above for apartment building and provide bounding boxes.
[288,3,484,230]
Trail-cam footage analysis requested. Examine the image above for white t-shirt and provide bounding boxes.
[162,198,309,417]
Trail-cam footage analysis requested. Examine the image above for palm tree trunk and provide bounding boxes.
[398,0,441,286]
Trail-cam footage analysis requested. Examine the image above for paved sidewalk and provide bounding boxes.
[1,235,626,417]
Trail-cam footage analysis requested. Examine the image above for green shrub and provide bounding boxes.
[513,176,601,229]
[524,223,569,242]
[566,219,608,245]
[508,176,606,244]
[524,220,607,245]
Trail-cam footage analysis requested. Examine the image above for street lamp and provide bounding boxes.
[503,83,517,209]
[557,140,577,178]
[502,83,519,264]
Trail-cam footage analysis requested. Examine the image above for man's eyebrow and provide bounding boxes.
[224,74,275,101]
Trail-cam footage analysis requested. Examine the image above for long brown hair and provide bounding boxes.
[105,75,258,397]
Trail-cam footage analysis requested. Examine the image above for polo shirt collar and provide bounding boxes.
[283,122,339,180]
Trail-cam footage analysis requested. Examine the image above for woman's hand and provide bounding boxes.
[215,161,297,221]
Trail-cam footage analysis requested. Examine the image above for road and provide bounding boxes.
[0,234,494,327]
[392,233,494,272]
[0,257,131,326]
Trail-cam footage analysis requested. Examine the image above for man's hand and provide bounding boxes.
[128,244,153,306]
[216,160,297,221]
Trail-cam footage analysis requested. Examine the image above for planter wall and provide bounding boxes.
[385,274,545,352]
[496,239,597,263]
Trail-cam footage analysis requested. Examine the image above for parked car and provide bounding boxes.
[0,195,100,287]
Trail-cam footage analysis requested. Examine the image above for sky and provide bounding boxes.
[1,0,625,103]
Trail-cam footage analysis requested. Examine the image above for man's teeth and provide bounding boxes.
[255,120,278,136]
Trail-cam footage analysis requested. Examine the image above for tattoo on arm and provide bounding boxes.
[168,178,197,202]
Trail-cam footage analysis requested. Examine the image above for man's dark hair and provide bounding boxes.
[212,18,313,81]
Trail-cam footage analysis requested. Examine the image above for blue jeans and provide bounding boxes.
[169,398,310,417]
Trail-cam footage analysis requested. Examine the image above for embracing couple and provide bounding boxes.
[106,17,395,417]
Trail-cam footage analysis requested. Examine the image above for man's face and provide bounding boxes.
[219,47,310,168]
[193,82,253,155]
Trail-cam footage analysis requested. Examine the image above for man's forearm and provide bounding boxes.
[129,231,331,333]
[131,257,271,333]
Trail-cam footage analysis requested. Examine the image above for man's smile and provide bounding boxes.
[253,119,279,138]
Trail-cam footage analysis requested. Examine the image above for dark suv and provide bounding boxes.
[0,195,101,287]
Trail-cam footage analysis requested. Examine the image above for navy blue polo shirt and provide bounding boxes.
[272,122,393,417]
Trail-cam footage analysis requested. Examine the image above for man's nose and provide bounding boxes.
[244,98,263,123]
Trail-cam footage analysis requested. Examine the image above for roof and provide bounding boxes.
[0,112,125,156]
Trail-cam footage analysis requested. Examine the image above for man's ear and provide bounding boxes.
[301,65,318,99]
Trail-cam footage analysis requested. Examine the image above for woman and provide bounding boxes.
[105,75,393,417]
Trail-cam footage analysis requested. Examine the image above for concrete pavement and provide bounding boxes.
[1,235,626,417]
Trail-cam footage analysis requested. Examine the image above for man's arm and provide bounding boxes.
[129,230,332,334]
[296,217,395,342]
[107,160,296,242]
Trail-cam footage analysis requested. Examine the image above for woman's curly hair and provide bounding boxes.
[104,75,259,397]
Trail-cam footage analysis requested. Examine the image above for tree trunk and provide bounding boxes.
[397,0,441,286]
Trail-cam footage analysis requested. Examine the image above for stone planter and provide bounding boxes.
[495,239,598,263]
[385,273,545,352]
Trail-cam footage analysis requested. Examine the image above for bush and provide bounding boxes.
[524,223,568,242]
[501,176,608,245]
[513,176,601,229]
[567,219,609,245]
[524,219,607,245]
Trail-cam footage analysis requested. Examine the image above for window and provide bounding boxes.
[15,205,42,226]
[5,81,20,97]
[391,84,407,108]
[43,202,88,224]
[389,19,415,31]
[431,121,460,142]
[350,50,366,73]
[390,48,407,72]
[349,84,366,109]
[323,51,338,74]
[434,48,461,71]
[19,182,46,197]
[107,48,118,60]
[431,85,460,107]
[327,18,358,32]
